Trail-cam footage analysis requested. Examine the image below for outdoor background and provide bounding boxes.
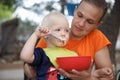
[0,0,120,80]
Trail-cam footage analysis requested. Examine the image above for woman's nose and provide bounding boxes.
[78,19,85,27]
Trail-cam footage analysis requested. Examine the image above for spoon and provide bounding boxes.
[38,27,66,42]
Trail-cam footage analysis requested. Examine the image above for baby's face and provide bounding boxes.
[48,22,69,47]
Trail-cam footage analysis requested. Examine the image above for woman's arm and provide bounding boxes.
[58,46,114,80]
[94,46,114,80]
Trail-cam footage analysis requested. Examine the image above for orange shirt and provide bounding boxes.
[36,29,111,60]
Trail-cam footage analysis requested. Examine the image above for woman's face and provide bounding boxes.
[48,21,69,47]
[71,1,103,40]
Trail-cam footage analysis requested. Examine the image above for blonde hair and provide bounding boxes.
[41,12,68,29]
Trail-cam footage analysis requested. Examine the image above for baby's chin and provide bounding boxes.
[63,40,67,46]
[60,39,68,46]
[56,41,67,47]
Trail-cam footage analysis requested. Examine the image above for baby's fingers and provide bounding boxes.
[37,26,49,33]
[35,26,51,37]
[105,68,112,75]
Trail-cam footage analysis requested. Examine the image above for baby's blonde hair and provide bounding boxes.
[41,12,68,29]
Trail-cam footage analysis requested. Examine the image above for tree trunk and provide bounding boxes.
[60,0,66,14]
[98,0,120,72]
[0,18,19,59]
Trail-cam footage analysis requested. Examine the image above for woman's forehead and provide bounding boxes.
[77,1,103,22]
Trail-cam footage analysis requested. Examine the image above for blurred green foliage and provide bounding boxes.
[0,4,14,19]
[0,0,16,19]
[0,0,16,8]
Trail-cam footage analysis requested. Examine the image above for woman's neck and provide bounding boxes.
[69,32,84,40]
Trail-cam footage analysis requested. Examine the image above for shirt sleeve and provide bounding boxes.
[30,48,45,66]
[36,38,47,48]
[93,30,111,52]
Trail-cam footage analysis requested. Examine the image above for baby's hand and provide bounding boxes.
[95,67,114,80]
[35,26,51,38]
[101,68,114,80]
[102,68,112,75]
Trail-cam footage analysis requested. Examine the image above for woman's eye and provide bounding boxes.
[78,14,82,18]
[77,13,82,18]
[87,20,94,24]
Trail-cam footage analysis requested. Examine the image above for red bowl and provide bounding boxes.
[56,56,91,71]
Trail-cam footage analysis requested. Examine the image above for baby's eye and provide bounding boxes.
[54,29,61,32]
[65,29,69,33]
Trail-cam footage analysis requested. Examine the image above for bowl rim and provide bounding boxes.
[56,56,91,59]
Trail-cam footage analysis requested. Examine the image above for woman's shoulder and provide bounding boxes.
[88,29,106,39]
[88,29,111,47]
[90,29,103,36]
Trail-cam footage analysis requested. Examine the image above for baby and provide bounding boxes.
[20,12,78,80]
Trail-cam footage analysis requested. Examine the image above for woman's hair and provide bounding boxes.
[41,12,67,28]
[79,0,108,21]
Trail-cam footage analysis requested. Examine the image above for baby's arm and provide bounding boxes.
[20,26,50,63]
[92,67,113,80]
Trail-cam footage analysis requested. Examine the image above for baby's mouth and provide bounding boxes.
[50,34,67,44]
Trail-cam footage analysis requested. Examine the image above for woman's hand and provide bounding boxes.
[24,63,36,79]
[57,62,98,80]
[58,68,90,80]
